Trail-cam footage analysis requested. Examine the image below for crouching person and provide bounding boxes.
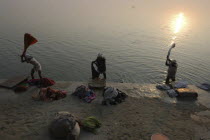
[91,54,106,79]
[21,54,42,79]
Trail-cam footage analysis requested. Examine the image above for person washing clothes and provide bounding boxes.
[21,54,42,79]
[91,54,106,79]
[165,43,178,84]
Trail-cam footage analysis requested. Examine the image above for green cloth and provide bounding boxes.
[82,116,101,134]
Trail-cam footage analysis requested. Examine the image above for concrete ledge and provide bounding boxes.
[0,81,210,140]
[0,76,28,89]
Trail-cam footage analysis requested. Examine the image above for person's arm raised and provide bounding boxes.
[20,55,26,63]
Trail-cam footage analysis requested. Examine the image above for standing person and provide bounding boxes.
[91,54,106,79]
[21,54,42,80]
[165,43,178,84]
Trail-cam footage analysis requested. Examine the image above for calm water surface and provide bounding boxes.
[0,0,210,84]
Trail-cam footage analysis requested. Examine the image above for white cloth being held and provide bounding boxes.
[93,63,99,73]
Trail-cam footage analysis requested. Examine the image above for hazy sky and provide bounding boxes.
[1,0,209,27]
[0,0,209,41]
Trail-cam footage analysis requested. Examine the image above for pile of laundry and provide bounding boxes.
[72,85,96,103]
[81,116,101,134]
[32,87,67,101]
[28,77,55,87]
[102,87,127,105]
[49,112,102,139]
[14,82,29,93]
[13,78,55,93]
[156,81,198,99]
[197,83,210,91]
[49,112,80,140]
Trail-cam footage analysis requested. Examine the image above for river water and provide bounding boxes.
[0,0,210,84]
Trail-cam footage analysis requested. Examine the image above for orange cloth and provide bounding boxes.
[39,87,67,101]
[22,33,38,56]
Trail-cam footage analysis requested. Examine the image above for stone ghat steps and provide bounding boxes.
[0,80,209,109]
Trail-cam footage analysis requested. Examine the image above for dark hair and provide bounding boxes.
[96,55,106,73]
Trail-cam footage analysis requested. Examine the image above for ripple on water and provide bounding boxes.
[0,30,209,84]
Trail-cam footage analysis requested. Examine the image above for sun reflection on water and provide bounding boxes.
[172,12,187,34]
[170,12,187,42]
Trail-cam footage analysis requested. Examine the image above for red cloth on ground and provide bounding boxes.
[41,78,55,87]
[40,87,67,101]
[28,78,55,87]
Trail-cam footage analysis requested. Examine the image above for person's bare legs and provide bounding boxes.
[165,76,173,89]
[165,76,170,84]
[172,77,176,82]
[38,70,43,87]
[31,68,35,79]
[38,70,42,79]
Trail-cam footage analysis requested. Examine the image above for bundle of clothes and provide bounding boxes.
[28,77,55,87]
[32,87,67,101]
[13,78,55,93]
[156,81,198,99]
[49,112,101,140]
[197,83,210,91]
[102,87,127,105]
[81,116,101,134]
[156,81,188,91]
[49,112,80,140]
[14,82,29,93]
[72,85,96,103]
